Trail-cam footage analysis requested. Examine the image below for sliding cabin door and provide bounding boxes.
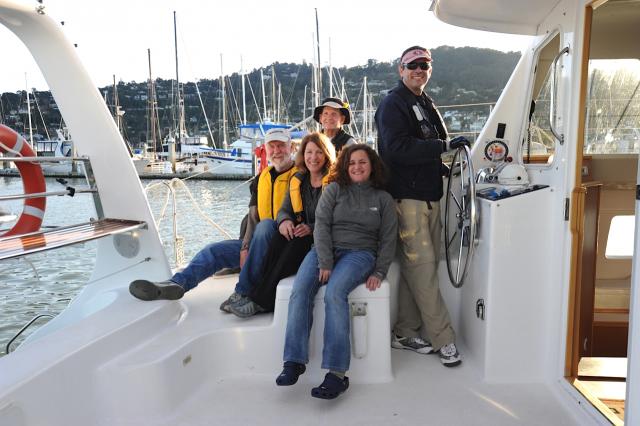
[568,1,640,424]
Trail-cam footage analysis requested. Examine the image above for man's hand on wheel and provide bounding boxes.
[448,136,471,150]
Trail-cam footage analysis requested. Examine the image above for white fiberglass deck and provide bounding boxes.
[110,275,581,426]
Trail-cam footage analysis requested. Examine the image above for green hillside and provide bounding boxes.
[0,46,520,146]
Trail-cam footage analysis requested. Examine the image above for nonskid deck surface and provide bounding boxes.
[148,355,579,426]
[124,275,581,426]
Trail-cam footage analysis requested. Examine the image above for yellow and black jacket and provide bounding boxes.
[277,171,329,227]
[256,165,298,221]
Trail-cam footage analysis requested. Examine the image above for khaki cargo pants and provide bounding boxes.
[393,199,455,350]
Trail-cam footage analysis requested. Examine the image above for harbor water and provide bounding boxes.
[0,176,251,354]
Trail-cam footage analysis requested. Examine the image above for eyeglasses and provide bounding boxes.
[403,62,431,71]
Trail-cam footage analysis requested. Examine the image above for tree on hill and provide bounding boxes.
[0,46,520,145]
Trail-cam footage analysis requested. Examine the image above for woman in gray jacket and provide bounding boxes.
[276,144,398,400]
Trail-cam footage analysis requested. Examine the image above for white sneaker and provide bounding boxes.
[391,334,434,354]
[439,343,462,367]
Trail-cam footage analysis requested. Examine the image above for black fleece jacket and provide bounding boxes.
[375,80,448,201]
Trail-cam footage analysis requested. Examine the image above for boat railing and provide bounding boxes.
[1,156,87,164]
[0,186,97,201]
[144,177,236,267]
[0,156,148,261]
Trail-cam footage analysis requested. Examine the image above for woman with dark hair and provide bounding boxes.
[275,144,397,400]
[229,132,336,317]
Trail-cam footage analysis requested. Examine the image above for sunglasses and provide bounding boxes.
[403,62,431,71]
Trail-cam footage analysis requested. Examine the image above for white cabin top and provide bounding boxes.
[431,0,563,34]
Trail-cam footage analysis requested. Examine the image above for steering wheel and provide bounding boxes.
[444,145,478,288]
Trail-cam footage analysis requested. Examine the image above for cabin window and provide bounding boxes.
[583,59,640,155]
[523,33,560,164]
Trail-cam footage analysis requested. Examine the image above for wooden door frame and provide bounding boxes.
[565,1,595,380]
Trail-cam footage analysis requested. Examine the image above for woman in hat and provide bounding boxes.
[313,97,357,153]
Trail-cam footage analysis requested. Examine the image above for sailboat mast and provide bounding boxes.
[25,74,33,146]
[221,54,227,149]
[315,8,322,99]
[173,11,183,144]
[271,65,276,121]
[277,83,281,123]
[32,88,50,140]
[328,37,333,97]
[303,85,307,119]
[113,75,120,133]
[241,56,246,125]
[363,76,368,144]
[147,48,158,155]
[260,69,267,121]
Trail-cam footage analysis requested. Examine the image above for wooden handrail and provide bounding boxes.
[0,219,147,260]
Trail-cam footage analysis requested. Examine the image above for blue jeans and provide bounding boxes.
[171,219,278,294]
[283,247,375,373]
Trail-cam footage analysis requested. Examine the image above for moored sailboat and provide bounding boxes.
[0,1,639,425]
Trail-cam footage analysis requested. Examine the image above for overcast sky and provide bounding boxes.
[0,0,530,93]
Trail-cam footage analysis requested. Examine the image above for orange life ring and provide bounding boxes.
[0,124,46,237]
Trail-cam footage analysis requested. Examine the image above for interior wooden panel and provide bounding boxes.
[589,156,639,183]
[589,0,640,60]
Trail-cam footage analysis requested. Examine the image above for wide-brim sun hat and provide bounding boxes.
[313,97,351,125]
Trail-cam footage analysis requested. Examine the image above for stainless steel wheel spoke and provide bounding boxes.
[444,145,477,288]
[448,229,458,248]
[456,225,466,281]
[450,191,462,212]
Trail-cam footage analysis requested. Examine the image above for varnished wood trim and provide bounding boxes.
[524,154,552,164]
[573,379,624,426]
[567,187,587,377]
[565,1,594,379]
[602,182,637,191]
[593,321,629,328]
[594,308,630,315]
[591,0,609,10]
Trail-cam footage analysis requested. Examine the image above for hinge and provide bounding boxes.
[564,198,570,221]
[636,185,640,200]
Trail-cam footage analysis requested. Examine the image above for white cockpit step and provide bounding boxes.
[96,273,393,420]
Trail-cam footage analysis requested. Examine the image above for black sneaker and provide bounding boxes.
[129,279,184,301]
[229,298,266,318]
[439,343,462,367]
[219,291,242,313]
[391,334,434,354]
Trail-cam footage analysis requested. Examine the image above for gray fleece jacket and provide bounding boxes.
[313,181,397,279]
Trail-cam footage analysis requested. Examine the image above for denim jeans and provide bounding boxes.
[171,219,278,294]
[283,247,375,373]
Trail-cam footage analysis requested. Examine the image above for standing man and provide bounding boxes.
[313,97,357,153]
[375,46,469,367]
[129,128,297,307]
